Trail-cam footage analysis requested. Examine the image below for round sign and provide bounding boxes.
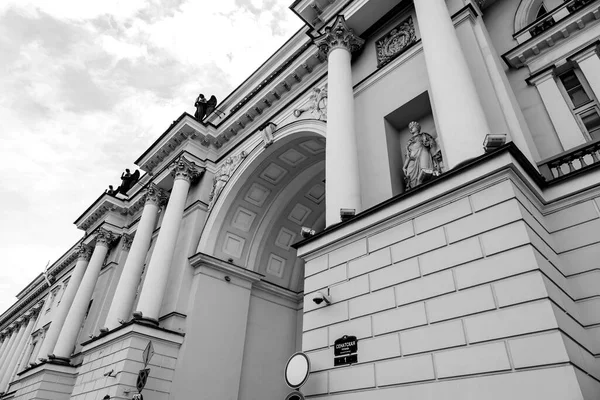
[285,391,305,400]
[284,352,311,389]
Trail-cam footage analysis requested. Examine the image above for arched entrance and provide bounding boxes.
[197,119,327,291]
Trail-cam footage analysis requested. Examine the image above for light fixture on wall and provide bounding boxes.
[340,208,356,222]
[300,227,316,239]
[483,134,507,152]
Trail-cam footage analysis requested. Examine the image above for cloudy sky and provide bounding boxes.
[0,0,302,314]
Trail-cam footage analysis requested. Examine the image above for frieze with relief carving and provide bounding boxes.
[376,16,417,68]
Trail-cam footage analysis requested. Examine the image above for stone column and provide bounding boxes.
[0,311,38,391]
[36,245,92,362]
[0,326,18,372]
[103,184,166,330]
[315,16,364,226]
[572,46,600,103]
[530,70,586,150]
[0,320,26,386]
[0,333,10,362]
[135,158,201,324]
[413,0,491,168]
[52,229,115,361]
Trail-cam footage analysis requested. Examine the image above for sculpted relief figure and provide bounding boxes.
[403,121,443,190]
[293,85,327,120]
[208,151,248,210]
[260,122,276,148]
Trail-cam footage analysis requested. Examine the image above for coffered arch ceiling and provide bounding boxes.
[197,120,327,292]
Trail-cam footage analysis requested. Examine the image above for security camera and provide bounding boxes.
[312,291,331,306]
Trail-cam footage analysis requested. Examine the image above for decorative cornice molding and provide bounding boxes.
[315,15,365,56]
[144,183,168,207]
[172,156,204,183]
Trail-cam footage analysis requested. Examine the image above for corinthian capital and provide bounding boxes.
[315,15,365,56]
[122,234,134,251]
[172,157,204,183]
[95,228,116,247]
[77,245,93,261]
[145,183,167,207]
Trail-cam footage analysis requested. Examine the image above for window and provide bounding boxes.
[558,69,600,141]
[45,287,61,313]
[57,278,69,307]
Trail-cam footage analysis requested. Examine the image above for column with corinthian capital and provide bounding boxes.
[0,319,27,389]
[0,333,10,364]
[413,0,491,168]
[52,229,116,361]
[0,325,19,376]
[315,16,364,226]
[103,184,167,330]
[36,245,93,362]
[0,309,40,391]
[135,157,203,324]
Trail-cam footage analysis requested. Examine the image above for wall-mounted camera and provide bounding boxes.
[312,291,331,306]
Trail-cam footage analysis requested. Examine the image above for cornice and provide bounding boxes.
[502,0,600,69]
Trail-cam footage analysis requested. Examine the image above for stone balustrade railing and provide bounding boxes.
[538,138,600,181]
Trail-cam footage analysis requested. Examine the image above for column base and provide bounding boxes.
[47,354,72,366]
[132,311,159,326]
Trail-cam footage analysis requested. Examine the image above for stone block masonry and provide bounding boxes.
[299,176,600,399]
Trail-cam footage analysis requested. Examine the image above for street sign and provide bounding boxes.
[285,391,305,400]
[284,352,311,389]
[136,368,150,393]
[333,335,358,366]
[142,341,154,367]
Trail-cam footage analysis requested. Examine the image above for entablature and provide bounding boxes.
[503,0,600,69]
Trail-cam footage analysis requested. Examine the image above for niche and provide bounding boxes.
[384,91,439,196]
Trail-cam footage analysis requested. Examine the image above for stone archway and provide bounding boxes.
[197,119,327,291]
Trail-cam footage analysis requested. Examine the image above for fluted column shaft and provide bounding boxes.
[104,185,165,330]
[0,322,26,387]
[315,16,364,226]
[52,229,115,359]
[0,335,10,362]
[0,328,19,373]
[37,246,92,362]
[0,315,36,391]
[136,158,201,323]
[413,0,490,168]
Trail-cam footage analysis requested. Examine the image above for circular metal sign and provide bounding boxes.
[285,391,305,400]
[284,352,311,389]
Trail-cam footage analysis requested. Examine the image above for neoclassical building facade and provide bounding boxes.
[2,0,600,398]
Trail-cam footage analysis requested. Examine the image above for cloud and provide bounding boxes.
[0,0,302,314]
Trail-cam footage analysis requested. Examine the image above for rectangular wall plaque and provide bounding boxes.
[334,335,358,366]
[375,16,417,68]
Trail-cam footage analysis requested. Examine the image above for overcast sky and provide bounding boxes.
[0,0,302,315]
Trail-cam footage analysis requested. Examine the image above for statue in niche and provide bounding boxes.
[293,85,327,120]
[403,121,443,190]
[194,94,217,121]
[208,151,248,210]
[260,122,276,148]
